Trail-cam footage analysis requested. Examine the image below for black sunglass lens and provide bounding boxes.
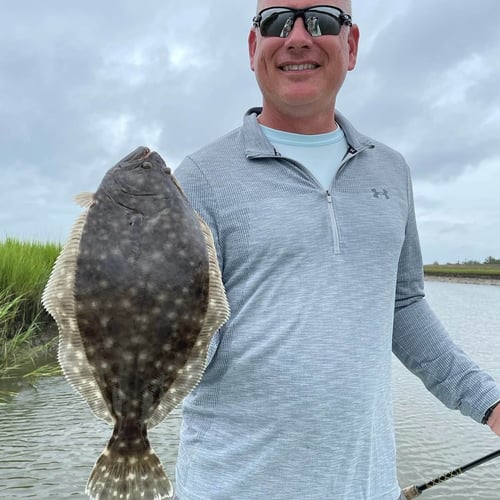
[305,12,341,36]
[257,8,346,38]
[260,11,295,37]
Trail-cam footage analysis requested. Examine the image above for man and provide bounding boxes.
[173,1,500,498]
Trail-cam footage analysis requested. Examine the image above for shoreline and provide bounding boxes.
[424,274,500,286]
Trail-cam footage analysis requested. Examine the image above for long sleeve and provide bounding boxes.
[392,170,500,423]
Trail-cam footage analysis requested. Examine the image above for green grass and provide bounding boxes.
[0,237,61,332]
[0,239,62,401]
[424,263,500,279]
[0,289,61,402]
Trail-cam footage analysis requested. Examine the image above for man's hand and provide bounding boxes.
[487,404,500,436]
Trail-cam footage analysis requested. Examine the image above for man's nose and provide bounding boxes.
[284,17,312,48]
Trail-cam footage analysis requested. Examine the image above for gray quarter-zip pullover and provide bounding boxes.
[172,109,500,500]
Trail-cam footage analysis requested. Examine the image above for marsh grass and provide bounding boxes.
[0,289,61,396]
[424,263,500,279]
[0,238,62,401]
[0,237,61,333]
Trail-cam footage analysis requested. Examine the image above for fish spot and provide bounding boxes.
[104,338,114,349]
[121,299,132,308]
[100,362,109,370]
[131,335,144,345]
[138,351,149,362]
[151,251,163,261]
[123,352,134,362]
[100,317,111,328]
[162,344,172,352]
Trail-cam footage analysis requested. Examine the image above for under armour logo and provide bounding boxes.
[371,188,390,199]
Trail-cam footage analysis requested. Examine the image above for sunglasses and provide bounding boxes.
[252,5,352,38]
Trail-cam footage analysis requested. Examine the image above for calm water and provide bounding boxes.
[1,281,499,499]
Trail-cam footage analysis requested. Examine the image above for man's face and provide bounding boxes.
[249,1,359,120]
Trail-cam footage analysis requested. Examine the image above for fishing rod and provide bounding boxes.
[402,448,500,499]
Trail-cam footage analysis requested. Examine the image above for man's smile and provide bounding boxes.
[279,63,319,72]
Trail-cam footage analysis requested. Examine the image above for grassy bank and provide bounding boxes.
[0,237,61,331]
[0,238,62,400]
[423,263,500,280]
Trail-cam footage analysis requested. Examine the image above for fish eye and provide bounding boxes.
[162,166,172,175]
[142,161,153,170]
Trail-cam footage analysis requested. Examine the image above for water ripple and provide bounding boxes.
[1,282,499,499]
[0,377,182,499]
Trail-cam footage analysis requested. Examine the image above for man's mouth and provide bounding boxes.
[280,63,319,72]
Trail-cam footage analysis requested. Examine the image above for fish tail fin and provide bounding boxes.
[86,435,173,500]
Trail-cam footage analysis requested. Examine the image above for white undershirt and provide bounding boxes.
[260,124,348,191]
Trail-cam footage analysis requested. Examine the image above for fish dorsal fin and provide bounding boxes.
[74,192,96,208]
[42,208,114,425]
[147,213,230,428]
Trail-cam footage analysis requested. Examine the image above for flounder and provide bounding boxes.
[42,146,229,499]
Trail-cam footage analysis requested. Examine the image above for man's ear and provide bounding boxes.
[347,24,360,71]
[248,29,257,72]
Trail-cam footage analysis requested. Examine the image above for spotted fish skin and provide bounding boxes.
[42,147,229,500]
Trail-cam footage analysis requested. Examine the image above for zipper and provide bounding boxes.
[251,143,374,256]
[324,145,373,255]
[326,190,341,254]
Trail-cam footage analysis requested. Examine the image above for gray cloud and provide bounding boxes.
[1,0,499,262]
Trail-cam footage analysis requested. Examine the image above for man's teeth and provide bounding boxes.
[282,64,317,71]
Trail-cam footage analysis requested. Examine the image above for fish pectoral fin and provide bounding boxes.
[74,192,96,208]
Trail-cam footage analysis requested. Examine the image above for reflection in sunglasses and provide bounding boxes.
[306,17,321,37]
[280,17,294,38]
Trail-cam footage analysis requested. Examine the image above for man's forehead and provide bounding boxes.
[257,0,349,11]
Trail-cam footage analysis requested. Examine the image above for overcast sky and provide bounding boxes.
[1,0,499,264]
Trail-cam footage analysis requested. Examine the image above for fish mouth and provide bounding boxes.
[117,146,151,170]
